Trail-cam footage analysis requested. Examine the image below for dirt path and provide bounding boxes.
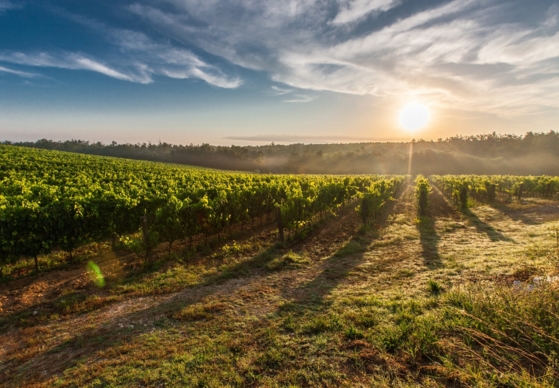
[0,255,117,316]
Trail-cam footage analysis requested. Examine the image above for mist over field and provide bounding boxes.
[10,131,559,175]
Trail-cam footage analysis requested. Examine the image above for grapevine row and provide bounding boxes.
[431,175,559,209]
[0,145,404,270]
[414,175,431,216]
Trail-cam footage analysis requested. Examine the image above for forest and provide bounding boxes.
[7,131,559,175]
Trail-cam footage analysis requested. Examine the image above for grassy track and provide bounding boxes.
[1,181,559,386]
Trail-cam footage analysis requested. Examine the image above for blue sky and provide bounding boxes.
[0,0,558,145]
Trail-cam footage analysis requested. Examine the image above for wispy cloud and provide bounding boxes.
[0,9,242,88]
[127,0,559,115]
[269,85,314,103]
[332,0,401,25]
[269,86,293,96]
[0,52,151,83]
[0,65,39,78]
[75,56,146,82]
[283,94,314,103]
[2,0,558,118]
[113,29,242,88]
[544,4,559,29]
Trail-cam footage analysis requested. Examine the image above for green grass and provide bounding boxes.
[427,279,443,294]
[3,188,559,387]
[266,250,310,271]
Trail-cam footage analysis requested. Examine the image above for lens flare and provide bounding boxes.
[399,102,430,132]
[87,261,105,287]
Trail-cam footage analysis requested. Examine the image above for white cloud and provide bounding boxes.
[127,2,329,72]
[0,65,39,78]
[269,85,313,102]
[73,56,147,82]
[126,0,559,115]
[283,94,314,103]
[0,52,151,83]
[477,29,559,65]
[0,11,242,88]
[5,0,559,116]
[160,67,242,88]
[112,30,242,88]
[544,4,559,29]
[269,86,293,95]
[332,0,400,25]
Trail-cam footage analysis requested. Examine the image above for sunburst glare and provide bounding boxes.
[398,101,431,132]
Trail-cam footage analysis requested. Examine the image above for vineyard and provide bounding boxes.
[0,145,404,274]
[1,146,559,387]
[432,174,559,209]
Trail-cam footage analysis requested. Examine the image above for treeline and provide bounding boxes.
[5,139,264,172]
[6,131,559,175]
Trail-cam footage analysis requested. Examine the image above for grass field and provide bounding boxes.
[1,181,559,387]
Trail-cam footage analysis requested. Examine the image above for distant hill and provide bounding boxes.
[6,131,559,175]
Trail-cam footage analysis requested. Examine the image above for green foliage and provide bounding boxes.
[151,196,184,255]
[0,145,405,271]
[120,236,144,256]
[220,240,250,257]
[266,250,309,271]
[427,279,443,294]
[357,178,402,225]
[414,175,431,216]
[432,175,559,207]
[370,284,559,383]
[344,325,364,340]
[432,175,470,210]
[303,314,342,334]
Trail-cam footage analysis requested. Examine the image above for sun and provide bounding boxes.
[398,101,431,132]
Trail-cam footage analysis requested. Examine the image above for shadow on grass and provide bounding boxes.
[416,217,441,268]
[2,204,371,385]
[4,184,434,386]
[2,260,268,385]
[283,184,409,306]
[0,242,283,335]
[490,201,559,226]
[465,209,515,243]
[416,184,451,267]
[288,238,368,305]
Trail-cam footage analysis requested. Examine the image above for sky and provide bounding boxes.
[0,0,558,145]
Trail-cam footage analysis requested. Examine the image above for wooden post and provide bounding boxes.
[140,216,150,260]
[276,207,284,242]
